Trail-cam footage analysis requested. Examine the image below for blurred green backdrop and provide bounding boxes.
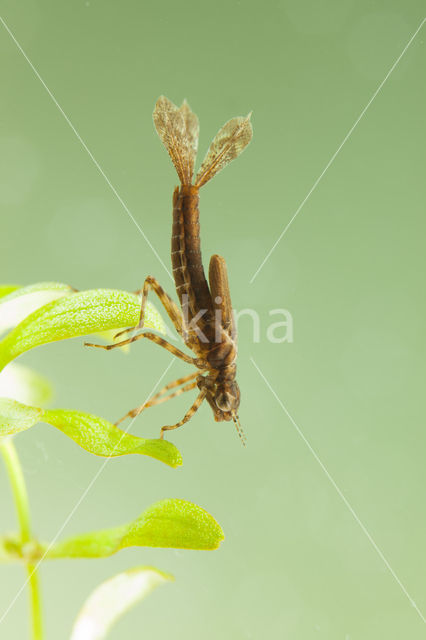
[1,0,425,638]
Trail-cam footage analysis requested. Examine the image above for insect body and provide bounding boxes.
[86,96,252,442]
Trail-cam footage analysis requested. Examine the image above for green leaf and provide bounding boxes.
[0,398,181,468]
[0,538,11,563]
[0,538,8,562]
[0,536,26,563]
[0,285,20,299]
[0,398,43,435]
[0,288,165,371]
[0,281,73,303]
[0,535,41,564]
[0,363,53,406]
[46,499,225,558]
[43,409,182,468]
[70,567,173,640]
[0,282,74,335]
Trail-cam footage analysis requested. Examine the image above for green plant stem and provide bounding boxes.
[1,438,43,639]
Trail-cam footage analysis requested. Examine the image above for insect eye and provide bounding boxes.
[216,392,232,412]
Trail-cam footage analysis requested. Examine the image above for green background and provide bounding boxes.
[1,0,425,638]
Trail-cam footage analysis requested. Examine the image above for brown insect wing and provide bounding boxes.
[153,96,199,185]
[195,114,252,188]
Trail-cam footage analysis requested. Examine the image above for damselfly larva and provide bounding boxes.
[86,96,252,443]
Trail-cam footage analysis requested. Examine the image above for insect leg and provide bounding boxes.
[116,276,185,340]
[148,371,200,399]
[85,331,202,366]
[160,388,207,439]
[116,381,198,425]
[115,372,199,425]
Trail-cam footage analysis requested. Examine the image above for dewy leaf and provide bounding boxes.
[0,363,53,407]
[0,398,181,467]
[46,499,225,558]
[70,566,173,640]
[0,289,165,371]
[0,282,74,335]
[0,398,43,436]
[43,409,182,468]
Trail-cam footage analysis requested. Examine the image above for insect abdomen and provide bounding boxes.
[172,186,213,328]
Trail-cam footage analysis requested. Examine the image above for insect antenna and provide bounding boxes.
[232,412,247,447]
